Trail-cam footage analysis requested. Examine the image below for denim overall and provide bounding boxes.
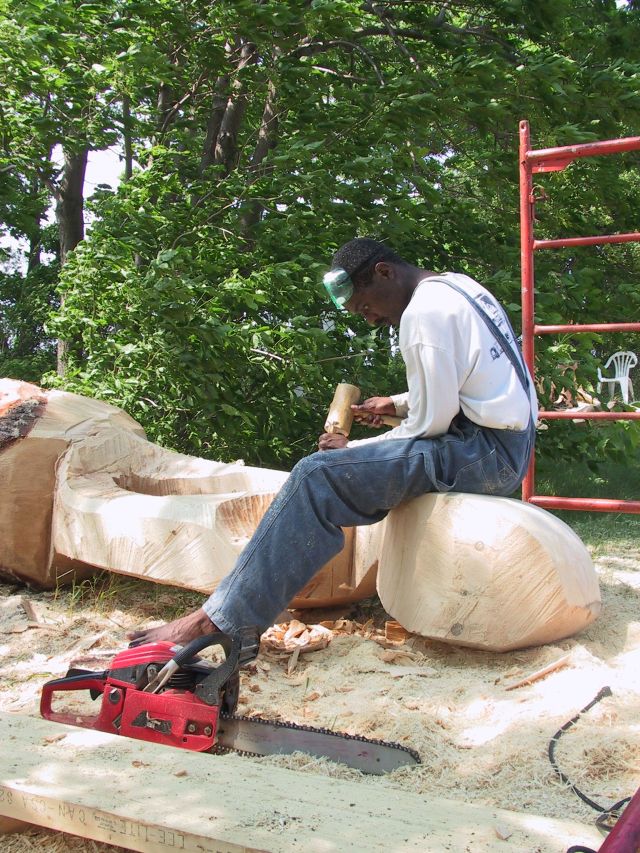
[204,284,536,634]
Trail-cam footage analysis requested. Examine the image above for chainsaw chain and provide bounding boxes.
[210,712,421,765]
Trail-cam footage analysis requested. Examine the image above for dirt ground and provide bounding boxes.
[1,548,639,853]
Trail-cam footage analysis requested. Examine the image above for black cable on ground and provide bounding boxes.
[549,686,633,853]
[548,686,613,813]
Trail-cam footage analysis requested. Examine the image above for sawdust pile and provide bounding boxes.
[1,550,639,852]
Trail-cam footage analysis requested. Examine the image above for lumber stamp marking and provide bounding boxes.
[0,712,602,852]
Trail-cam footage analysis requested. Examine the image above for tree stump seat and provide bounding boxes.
[378,492,601,651]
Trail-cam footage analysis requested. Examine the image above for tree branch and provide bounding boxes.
[158,71,208,136]
[239,77,279,242]
[362,1,422,71]
[291,40,385,85]
[214,40,258,173]
[352,22,520,62]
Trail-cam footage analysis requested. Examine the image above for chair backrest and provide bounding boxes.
[602,350,637,378]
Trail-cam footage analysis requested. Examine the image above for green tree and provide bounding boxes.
[2,0,640,468]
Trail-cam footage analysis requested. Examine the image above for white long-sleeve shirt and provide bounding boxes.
[347,273,538,447]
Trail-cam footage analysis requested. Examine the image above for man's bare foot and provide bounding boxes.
[126,607,218,647]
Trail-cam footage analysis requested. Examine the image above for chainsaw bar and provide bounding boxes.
[214,712,421,775]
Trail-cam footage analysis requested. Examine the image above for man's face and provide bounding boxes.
[344,262,408,327]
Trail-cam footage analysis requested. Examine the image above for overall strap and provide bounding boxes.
[440,277,531,397]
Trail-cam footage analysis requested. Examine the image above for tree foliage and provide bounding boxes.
[1,0,639,467]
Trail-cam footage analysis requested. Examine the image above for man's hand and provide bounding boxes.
[318,432,349,451]
[351,396,396,428]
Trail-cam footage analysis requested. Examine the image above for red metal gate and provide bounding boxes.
[519,119,640,513]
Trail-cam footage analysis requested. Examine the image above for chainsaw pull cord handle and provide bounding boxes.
[143,627,260,704]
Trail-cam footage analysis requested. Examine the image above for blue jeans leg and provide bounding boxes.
[203,416,534,634]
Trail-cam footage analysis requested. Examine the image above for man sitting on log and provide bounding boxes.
[128,238,538,646]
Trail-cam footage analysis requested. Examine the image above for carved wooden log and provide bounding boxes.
[377,492,601,651]
[378,493,600,651]
[0,379,377,608]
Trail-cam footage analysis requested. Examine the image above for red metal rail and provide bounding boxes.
[598,785,640,852]
[519,120,640,513]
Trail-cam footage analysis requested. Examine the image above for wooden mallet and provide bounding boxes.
[324,383,402,436]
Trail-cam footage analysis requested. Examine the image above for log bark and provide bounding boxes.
[0,379,377,609]
[377,492,601,651]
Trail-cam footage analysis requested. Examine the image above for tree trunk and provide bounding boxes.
[199,75,230,175]
[25,177,45,272]
[239,78,279,241]
[157,82,173,132]
[55,147,88,376]
[213,41,256,173]
[122,95,133,180]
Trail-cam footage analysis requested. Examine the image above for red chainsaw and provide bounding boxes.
[40,628,420,775]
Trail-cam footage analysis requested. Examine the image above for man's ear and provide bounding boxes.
[374,261,394,280]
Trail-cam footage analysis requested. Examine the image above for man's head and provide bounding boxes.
[324,238,419,327]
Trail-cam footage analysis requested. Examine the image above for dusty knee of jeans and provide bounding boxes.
[290,451,329,482]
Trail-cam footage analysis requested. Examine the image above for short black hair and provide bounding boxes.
[331,238,405,288]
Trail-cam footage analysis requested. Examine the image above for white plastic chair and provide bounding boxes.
[597,350,637,404]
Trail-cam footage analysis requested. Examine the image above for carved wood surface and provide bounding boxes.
[0,379,377,608]
[377,492,601,651]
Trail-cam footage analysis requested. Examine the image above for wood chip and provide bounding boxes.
[19,597,40,623]
[494,823,513,840]
[59,630,108,657]
[384,620,411,643]
[262,621,332,654]
[9,622,40,633]
[360,618,374,637]
[503,654,572,691]
[380,649,421,664]
[303,691,321,703]
[287,646,301,675]
[43,733,67,745]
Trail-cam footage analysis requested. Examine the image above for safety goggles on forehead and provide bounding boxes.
[322,267,354,311]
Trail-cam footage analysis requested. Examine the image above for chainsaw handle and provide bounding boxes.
[40,672,108,722]
[174,627,259,707]
[172,632,233,667]
[174,627,260,669]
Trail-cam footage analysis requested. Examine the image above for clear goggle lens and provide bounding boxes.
[323,267,354,310]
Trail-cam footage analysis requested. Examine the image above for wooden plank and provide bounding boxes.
[0,712,601,852]
[0,814,32,834]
